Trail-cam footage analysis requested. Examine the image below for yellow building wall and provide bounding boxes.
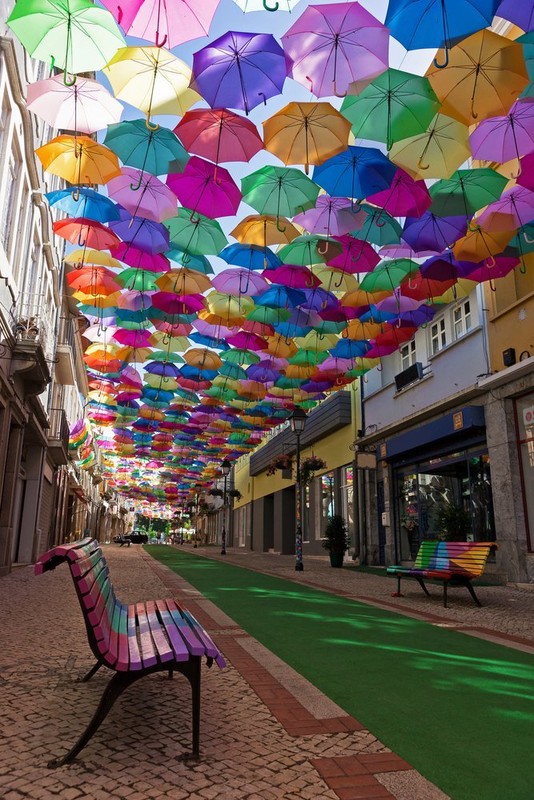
[233,384,360,508]
[484,258,534,371]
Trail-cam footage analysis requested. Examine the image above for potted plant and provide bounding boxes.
[266,453,293,476]
[321,514,349,568]
[228,489,242,501]
[208,488,224,498]
[436,502,472,541]
[301,455,327,484]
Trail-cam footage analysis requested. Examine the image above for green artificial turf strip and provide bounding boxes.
[146,546,534,800]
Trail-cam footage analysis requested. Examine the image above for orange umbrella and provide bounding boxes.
[182,348,223,370]
[66,266,122,294]
[35,134,121,185]
[263,101,350,173]
[452,226,514,263]
[155,268,212,295]
[231,214,299,248]
[426,30,529,127]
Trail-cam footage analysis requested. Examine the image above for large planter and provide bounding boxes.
[329,551,344,568]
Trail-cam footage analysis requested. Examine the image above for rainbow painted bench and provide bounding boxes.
[35,538,225,768]
[387,540,498,607]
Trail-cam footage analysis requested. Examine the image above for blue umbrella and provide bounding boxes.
[219,243,282,270]
[110,208,170,254]
[330,339,372,359]
[313,146,397,203]
[385,0,500,66]
[45,188,120,222]
[104,119,189,176]
[255,285,306,308]
[402,213,468,254]
[191,31,287,114]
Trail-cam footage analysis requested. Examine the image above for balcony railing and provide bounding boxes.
[10,292,55,361]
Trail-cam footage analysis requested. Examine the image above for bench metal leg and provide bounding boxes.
[391,575,404,597]
[443,582,448,607]
[79,661,103,683]
[465,581,482,607]
[48,671,140,768]
[177,656,201,760]
[415,576,430,597]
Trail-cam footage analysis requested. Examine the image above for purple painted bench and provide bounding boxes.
[35,538,225,768]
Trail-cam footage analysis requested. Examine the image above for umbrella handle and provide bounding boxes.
[145,115,160,131]
[71,187,81,202]
[130,173,143,192]
[374,211,386,228]
[485,255,496,269]
[317,241,329,256]
[276,217,286,233]
[63,71,77,87]
[258,92,267,106]
[155,32,168,47]
[263,0,279,10]
[332,80,346,98]
[433,48,449,69]
[417,155,430,171]
[523,232,534,245]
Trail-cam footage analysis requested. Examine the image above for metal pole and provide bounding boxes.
[221,473,227,555]
[295,431,303,571]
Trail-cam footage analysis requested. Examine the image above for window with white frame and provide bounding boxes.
[452,300,472,340]
[400,339,417,370]
[0,143,22,255]
[430,316,447,355]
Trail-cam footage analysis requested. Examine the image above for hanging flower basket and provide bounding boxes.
[209,488,224,497]
[228,489,242,500]
[266,453,293,476]
[301,456,327,484]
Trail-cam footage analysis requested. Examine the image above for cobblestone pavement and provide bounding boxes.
[2,543,533,800]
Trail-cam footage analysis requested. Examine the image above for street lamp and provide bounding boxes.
[220,458,231,555]
[290,407,307,571]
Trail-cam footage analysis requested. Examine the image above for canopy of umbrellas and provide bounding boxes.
[9,0,534,511]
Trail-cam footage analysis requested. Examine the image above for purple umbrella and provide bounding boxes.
[496,0,534,32]
[457,253,520,285]
[263,265,320,289]
[398,305,437,326]
[212,268,269,296]
[293,196,364,237]
[402,213,468,254]
[469,98,534,164]
[420,251,475,281]
[191,31,287,115]
[107,168,177,223]
[281,2,389,98]
[476,186,534,231]
[110,209,170,254]
[167,156,241,219]
[366,169,432,218]
[327,236,380,273]
[300,287,339,312]
[111,242,170,272]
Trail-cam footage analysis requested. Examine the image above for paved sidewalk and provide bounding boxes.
[0,544,532,800]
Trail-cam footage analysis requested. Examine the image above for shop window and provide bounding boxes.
[430,317,447,355]
[514,395,534,551]
[340,466,354,543]
[400,339,417,370]
[453,300,472,340]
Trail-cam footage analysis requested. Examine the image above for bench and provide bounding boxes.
[113,534,131,547]
[35,538,225,768]
[387,540,498,607]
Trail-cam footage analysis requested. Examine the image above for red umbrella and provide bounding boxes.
[174,108,264,164]
[53,217,120,250]
[167,156,241,219]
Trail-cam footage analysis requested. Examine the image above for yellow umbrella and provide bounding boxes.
[198,310,246,328]
[144,374,179,390]
[262,335,298,359]
[263,101,350,174]
[35,134,121,185]
[452,226,514,263]
[65,249,122,269]
[294,331,339,352]
[231,214,299,247]
[388,114,471,180]
[104,46,200,126]
[148,332,190,352]
[341,287,390,307]
[115,346,154,363]
[426,30,529,127]
[155,268,212,295]
[73,290,122,307]
[433,279,477,304]
[342,319,385,340]
[285,364,315,379]
[206,291,255,321]
[311,265,358,294]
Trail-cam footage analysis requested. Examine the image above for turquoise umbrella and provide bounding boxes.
[104,120,189,177]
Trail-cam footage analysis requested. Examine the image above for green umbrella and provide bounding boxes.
[219,362,248,381]
[341,68,440,150]
[7,0,125,80]
[149,351,184,363]
[221,349,261,366]
[350,204,403,247]
[165,209,227,256]
[116,268,159,292]
[241,166,320,230]
[246,306,291,325]
[429,168,508,218]
[360,259,418,292]
[278,235,342,266]
[275,376,304,389]
[104,120,189,177]
[166,249,213,274]
[288,349,329,366]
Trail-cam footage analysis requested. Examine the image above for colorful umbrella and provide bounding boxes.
[112,243,170,273]
[219,243,282,271]
[104,46,200,125]
[293,196,363,238]
[54,217,120,250]
[191,31,287,114]
[476,186,534,232]
[388,113,471,179]
[366,169,431,218]
[154,269,212,295]
[426,30,529,126]
[101,0,219,48]
[281,2,389,98]
[174,108,263,164]
[469,98,534,164]
[212,269,269,296]
[165,208,227,256]
[453,225,514,262]
[327,236,380,273]
[231,215,299,247]
[241,166,319,226]
[341,69,440,150]
[110,209,170,254]
[263,102,350,173]
[167,156,241,219]
[45,187,120,222]
[428,168,508,217]
[35,134,121,185]
[104,120,189,177]
[26,74,122,133]
[360,259,419,293]
[278,235,342,266]
[401,213,468,253]
[313,146,397,201]
[7,0,125,78]
[107,168,177,222]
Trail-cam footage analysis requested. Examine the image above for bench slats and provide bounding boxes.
[135,602,158,668]
[127,603,143,671]
[166,600,205,657]
[145,600,174,663]
[155,600,190,662]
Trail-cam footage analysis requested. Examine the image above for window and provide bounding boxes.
[400,339,416,370]
[0,142,23,256]
[453,300,472,339]
[430,317,447,355]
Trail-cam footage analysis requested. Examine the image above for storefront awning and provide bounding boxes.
[380,405,485,461]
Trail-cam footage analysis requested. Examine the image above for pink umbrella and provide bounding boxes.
[293,196,363,237]
[111,243,170,273]
[107,167,177,223]
[151,292,206,314]
[327,236,380,273]
[112,329,153,347]
[167,156,241,219]
[193,319,235,339]
[458,253,520,284]
[116,290,154,311]
[174,108,264,164]
[101,0,219,48]
[469,98,534,165]
[282,2,389,98]
[212,269,269,296]
[476,186,534,232]
[26,75,122,134]
[375,288,423,314]
[366,169,432,218]
[262,265,320,289]
[226,331,267,350]
[518,152,534,191]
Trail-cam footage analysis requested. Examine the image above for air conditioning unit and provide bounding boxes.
[394,362,424,392]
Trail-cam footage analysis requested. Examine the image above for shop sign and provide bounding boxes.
[523,405,534,428]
